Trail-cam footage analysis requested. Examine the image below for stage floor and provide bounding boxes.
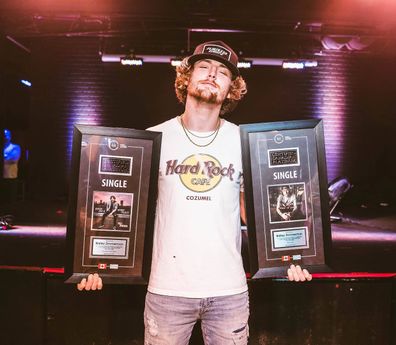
[0,200,395,274]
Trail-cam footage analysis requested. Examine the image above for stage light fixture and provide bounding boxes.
[304,60,318,68]
[120,55,143,66]
[282,60,318,70]
[237,60,252,69]
[102,52,317,71]
[170,58,183,67]
[282,61,305,70]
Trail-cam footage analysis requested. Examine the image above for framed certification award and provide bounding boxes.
[65,125,161,284]
[240,119,332,278]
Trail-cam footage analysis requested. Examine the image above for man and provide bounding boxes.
[276,186,297,221]
[2,129,21,203]
[78,41,312,344]
[99,195,119,230]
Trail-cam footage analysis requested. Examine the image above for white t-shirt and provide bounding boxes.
[147,117,247,298]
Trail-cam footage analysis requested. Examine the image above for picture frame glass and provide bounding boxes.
[65,126,161,284]
[241,120,331,278]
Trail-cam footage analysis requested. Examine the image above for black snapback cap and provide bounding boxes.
[187,41,240,78]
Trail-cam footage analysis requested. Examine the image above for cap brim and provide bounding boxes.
[187,53,240,78]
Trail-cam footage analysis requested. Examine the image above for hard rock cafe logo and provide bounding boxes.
[165,154,235,193]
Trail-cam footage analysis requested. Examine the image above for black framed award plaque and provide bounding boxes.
[240,119,332,278]
[65,125,161,284]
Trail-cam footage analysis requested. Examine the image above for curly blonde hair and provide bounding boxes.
[174,57,247,115]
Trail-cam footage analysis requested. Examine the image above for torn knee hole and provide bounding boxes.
[146,317,159,337]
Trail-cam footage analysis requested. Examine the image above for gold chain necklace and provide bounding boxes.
[181,117,219,138]
[180,115,221,147]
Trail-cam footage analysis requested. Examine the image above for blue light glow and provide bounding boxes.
[21,79,32,87]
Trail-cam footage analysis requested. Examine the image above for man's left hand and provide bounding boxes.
[287,264,312,282]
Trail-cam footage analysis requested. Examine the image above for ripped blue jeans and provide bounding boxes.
[144,291,249,345]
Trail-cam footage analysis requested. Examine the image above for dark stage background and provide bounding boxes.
[2,36,396,204]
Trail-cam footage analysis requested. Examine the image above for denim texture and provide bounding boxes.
[144,291,249,345]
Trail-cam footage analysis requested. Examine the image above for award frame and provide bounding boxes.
[240,119,332,278]
[65,125,161,284]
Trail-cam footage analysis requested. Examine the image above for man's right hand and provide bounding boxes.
[77,273,103,291]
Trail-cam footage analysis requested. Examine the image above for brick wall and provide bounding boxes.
[26,37,396,201]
